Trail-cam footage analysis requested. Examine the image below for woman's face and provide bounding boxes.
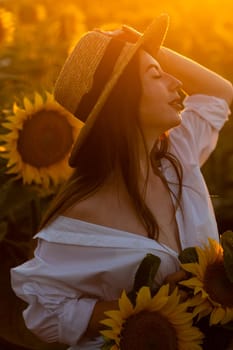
[138,49,183,135]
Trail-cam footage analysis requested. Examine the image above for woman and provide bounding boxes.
[11,14,232,349]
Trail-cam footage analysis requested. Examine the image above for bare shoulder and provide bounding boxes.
[63,190,106,223]
[61,181,148,235]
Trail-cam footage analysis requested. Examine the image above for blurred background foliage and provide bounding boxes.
[0,0,232,349]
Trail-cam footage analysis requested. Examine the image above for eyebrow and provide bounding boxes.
[146,63,160,72]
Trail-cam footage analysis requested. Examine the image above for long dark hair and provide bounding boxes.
[40,51,183,239]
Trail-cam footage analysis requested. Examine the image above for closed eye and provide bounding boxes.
[146,64,162,79]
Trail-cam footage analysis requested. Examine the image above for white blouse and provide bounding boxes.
[11,95,230,350]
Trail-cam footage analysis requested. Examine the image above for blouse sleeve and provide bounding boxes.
[10,217,184,346]
[10,239,98,346]
[169,94,230,166]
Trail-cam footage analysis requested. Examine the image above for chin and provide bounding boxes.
[172,112,182,126]
[165,115,182,131]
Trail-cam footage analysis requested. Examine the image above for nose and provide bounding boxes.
[166,72,183,91]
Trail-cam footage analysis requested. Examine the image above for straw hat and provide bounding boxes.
[54,14,169,166]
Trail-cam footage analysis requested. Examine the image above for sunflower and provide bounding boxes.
[16,2,47,25]
[0,145,6,152]
[0,92,82,188]
[0,8,14,46]
[180,238,233,326]
[101,285,203,350]
[58,5,86,43]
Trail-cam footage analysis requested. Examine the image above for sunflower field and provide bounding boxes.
[0,0,232,349]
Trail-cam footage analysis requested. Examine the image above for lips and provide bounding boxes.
[169,98,184,112]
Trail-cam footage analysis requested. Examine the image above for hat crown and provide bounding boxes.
[54,31,112,117]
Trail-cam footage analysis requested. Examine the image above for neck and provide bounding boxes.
[105,129,163,193]
[137,129,162,181]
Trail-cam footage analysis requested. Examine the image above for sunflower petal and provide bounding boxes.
[100,330,119,341]
[150,296,168,311]
[23,97,33,111]
[221,307,233,324]
[210,307,226,325]
[100,318,121,329]
[180,277,203,289]
[181,262,200,276]
[118,290,133,318]
[134,286,151,312]
[13,102,20,114]
[45,91,54,102]
[104,310,122,324]
[110,345,119,350]
[34,92,44,108]
[2,122,13,130]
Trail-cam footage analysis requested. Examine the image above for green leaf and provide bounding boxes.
[221,230,233,283]
[101,337,115,350]
[0,179,38,218]
[133,253,161,291]
[221,320,233,331]
[178,247,199,264]
[127,254,161,304]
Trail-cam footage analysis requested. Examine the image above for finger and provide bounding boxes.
[164,270,189,285]
[178,289,190,302]
[94,28,124,36]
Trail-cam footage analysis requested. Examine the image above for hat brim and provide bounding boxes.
[69,14,169,166]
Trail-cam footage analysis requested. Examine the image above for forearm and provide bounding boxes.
[86,270,194,339]
[157,46,233,106]
[85,300,118,338]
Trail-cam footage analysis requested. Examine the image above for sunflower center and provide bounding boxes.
[204,261,233,307]
[120,311,177,350]
[17,109,74,167]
